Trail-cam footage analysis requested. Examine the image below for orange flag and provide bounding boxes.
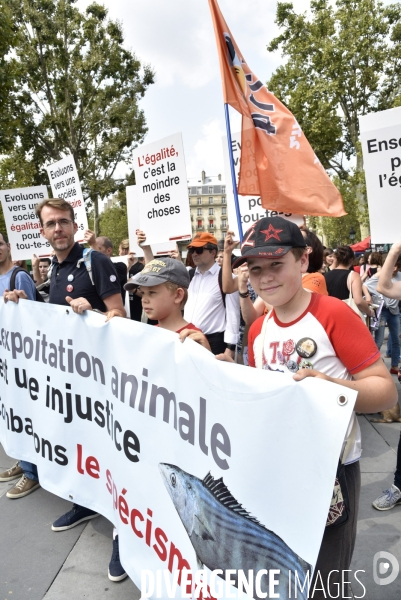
[208,0,346,217]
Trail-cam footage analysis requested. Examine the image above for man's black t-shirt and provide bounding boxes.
[49,243,121,311]
[128,261,144,322]
[113,261,128,301]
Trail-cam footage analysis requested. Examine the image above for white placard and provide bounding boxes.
[45,155,88,242]
[126,185,178,257]
[0,186,50,260]
[359,107,401,244]
[132,133,192,245]
[222,133,304,239]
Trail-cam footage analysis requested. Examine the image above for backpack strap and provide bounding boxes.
[9,267,25,291]
[77,248,94,285]
[218,268,226,308]
[10,266,44,302]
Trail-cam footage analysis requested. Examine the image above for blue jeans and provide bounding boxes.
[375,308,400,368]
[19,461,39,482]
[387,313,401,361]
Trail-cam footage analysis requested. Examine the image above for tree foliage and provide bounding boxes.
[0,0,17,152]
[97,200,129,252]
[4,0,154,232]
[267,0,401,237]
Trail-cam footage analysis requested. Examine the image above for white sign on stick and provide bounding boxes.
[360,107,401,244]
[45,155,88,242]
[222,133,304,239]
[132,133,192,245]
[0,186,50,261]
[126,185,177,257]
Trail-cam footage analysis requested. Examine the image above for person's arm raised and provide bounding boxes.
[377,241,401,299]
[221,230,238,293]
[136,230,154,264]
[31,254,41,283]
[83,229,97,249]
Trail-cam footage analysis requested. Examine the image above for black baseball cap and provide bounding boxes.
[124,257,190,290]
[232,217,307,268]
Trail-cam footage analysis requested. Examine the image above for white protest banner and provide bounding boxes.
[45,156,88,242]
[0,186,50,261]
[222,133,304,239]
[132,134,192,245]
[126,185,178,257]
[359,106,401,244]
[0,300,357,599]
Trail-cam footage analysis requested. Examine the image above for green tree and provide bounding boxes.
[0,0,17,152]
[98,201,129,252]
[267,0,401,238]
[8,0,154,234]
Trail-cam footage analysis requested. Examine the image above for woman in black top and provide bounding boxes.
[324,246,373,317]
[361,251,383,283]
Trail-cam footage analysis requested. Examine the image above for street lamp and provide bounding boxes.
[349,227,356,243]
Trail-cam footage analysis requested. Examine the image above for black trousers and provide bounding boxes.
[206,331,226,355]
[311,460,361,599]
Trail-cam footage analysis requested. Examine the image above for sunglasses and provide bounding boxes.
[188,246,215,255]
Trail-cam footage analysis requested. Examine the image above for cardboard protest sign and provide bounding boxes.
[0,299,357,599]
[45,156,88,242]
[359,106,401,244]
[132,134,192,245]
[126,185,178,257]
[222,132,304,239]
[0,186,50,260]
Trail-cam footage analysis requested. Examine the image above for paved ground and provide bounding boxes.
[1,351,401,600]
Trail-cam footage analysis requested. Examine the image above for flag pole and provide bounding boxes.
[224,103,243,243]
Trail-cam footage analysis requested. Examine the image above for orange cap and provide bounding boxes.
[187,232,218,248]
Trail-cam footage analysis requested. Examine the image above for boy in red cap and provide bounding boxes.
[223,216,397,598]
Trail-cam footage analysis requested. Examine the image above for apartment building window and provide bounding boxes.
[221,196,226,204]
[197,187,202,195]
[197,220,203,228]
[221,186,226,193]
[208,186,213,193]
[209,207,214,215]
[222,231,227,239]
[209,220,214,229]
[197,198,202,205]
[197,208,202,216]
[209,197,213,204]
[221,219,227,228]
[222,207,227,215]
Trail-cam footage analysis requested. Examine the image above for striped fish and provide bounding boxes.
[159,463,310,599]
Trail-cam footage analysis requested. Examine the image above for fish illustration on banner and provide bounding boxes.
[160,463,311,599]
[208,0,346,218]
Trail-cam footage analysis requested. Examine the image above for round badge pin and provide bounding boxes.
[286,360,299,373]
[110,275,116,282]
[299,359,314,370]
[66,284,74,293]
[296,337,317,359]
[67,274,74,282]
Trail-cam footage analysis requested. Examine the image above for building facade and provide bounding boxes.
[187,171,228,243]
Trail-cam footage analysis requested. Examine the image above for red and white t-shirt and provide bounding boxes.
[248,293,380,463]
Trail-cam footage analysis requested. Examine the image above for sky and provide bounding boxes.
[77,0,311,183]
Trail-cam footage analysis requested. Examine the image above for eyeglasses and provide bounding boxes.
[43,219,74,230]
[188,246,215,255]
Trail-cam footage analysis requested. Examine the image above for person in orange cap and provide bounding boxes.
[184,233,240,356]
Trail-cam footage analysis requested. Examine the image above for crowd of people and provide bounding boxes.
[0,198,400,597]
